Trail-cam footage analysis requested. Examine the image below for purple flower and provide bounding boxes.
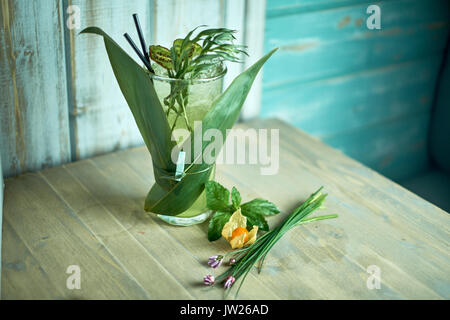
[208,255,223,269]
[224,276,235,289]
[203,274,215,286]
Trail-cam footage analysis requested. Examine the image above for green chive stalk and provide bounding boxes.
[213,187,338,298]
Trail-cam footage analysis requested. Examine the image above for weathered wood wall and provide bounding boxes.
[0,0,71,177]
[64,0,153,160]
[1,0,449,182]
[261,0,450,181]
[0,0,265,177]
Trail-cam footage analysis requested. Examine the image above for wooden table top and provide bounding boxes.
[2,118,449,299]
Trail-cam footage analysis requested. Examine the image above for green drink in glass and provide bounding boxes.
[80,25,273,228]
[148,62,227,226]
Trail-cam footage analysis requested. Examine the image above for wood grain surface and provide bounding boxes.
[1,119,449,299]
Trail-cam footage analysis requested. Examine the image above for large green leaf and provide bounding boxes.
[80,27,176,190]
[81,27,277,216]
[145,48,277,215]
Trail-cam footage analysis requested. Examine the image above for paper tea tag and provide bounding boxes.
[175,151,186,181]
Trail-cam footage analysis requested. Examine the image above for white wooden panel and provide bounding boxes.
[0,0,71,177]
[240,0,267,120]
[153,0,265,120]
[65,0,153,159]
[223,0,246,90]
[153,0,224,46]
[67,0,230,160]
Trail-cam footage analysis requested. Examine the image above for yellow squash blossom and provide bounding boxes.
[221,208,258,249]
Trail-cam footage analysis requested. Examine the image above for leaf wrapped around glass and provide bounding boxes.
[148,62,226,225]
[80,26,276,226]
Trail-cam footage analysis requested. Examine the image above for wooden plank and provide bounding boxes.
[2,119,449,299]
[153,0,224,46]
[216,169,388,299]
[241,119,449,298]
[261,57,441,137]
[266,0,386,17]
[223,0,246,91]
[115,121,450,299]
[120,148,366,299]
[250,119,449,241]
[0,0,71,177]
[261,57,440,180]
[64,0,153,160]
[323,112,431,181]
[240,0,267,120]
[1,219,61,299]
[261,0,449,180]
[41,161,209,299]
[75,151,280,299]
[113,143,448,299]
[113,147,288,299]
[40,163,194,299]
[2,172,151,299]
[263,0,450,88]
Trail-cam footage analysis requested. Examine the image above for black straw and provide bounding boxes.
[123,32,153,73]
[132,13,151,65]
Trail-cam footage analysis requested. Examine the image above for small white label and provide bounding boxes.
[175,151,186,181]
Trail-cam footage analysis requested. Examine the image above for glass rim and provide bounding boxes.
[148,61,227,84]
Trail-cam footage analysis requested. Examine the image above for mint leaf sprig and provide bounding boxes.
[206,181,280,241]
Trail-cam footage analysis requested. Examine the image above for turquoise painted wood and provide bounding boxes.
[0,0,71,178]
[430,47,450,174]
[264,0,449,88]
[266,0,395,17]
[261,0,450,181]
[262,56,441,138]
[324,112,431,180]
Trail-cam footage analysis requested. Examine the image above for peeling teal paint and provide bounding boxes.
[262,0,450,181]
